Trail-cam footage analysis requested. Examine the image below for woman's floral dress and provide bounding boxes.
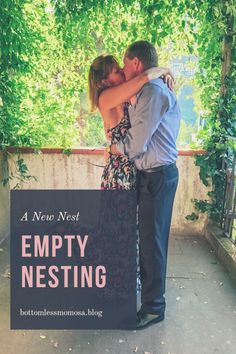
[101,104,141,293]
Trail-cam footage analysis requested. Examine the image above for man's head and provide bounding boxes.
[123,40,158,80]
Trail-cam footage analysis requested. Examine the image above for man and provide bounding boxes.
[110,40,181,329]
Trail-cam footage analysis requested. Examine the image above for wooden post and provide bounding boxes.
[220,14,234,96]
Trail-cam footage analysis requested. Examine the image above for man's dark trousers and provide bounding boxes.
[137,162,179,316]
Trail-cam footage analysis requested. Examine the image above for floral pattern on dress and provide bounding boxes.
[101,104,137,190]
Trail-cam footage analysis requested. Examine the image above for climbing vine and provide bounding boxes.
[187,1,236,221]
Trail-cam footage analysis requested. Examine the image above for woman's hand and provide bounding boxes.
[164,74,175,91]
[145,67,175,90]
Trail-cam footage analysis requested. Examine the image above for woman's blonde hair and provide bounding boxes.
[88,55,119,112]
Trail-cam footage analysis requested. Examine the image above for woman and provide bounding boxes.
[88,54,174,190]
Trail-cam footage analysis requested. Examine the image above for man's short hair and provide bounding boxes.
[125,40,158,69]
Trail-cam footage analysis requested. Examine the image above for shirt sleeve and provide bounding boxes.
[116,83,169,160]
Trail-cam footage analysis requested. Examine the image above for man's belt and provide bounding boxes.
[141,162,176,173]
